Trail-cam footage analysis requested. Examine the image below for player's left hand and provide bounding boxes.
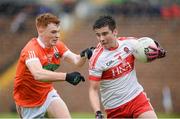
[146,41,166,61]
[80,47,95,59]
[65,72,85,85]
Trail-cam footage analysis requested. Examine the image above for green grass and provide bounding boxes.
[0,112,94,118]
[157,112,180,118]
[0,112,180,118]
[71,112,94,118]
[0,113,18,118]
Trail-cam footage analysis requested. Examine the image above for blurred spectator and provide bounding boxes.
[161,3,180,20]
[10,5,33,33]
[103,0,127,15]
[59,13,75,32]
[147,1,161,17]
[162,86,173,113]
[57,0,77,32]
[171,3,180,18]
[0,2,21,16]
[35,5,53,15]
[103,0,161,17]
[61,0,77,14]
[75,0,98,20]
[0,15,5,32]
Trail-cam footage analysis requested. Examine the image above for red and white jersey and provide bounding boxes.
[89,37,143,109]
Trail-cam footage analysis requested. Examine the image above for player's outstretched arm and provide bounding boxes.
[26,59,85,85]
[63,47,95,67]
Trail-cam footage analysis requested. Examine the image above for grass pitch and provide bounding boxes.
[0,112,179,118]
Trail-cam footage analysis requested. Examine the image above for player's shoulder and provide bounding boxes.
[22,38,37,52]
[118,37,138,41]
[55,40,68,48]
[55,40,69,54]
[92,43,104,59]
[19,38,38,58]
[56,40,65,46]
[89,43,104,67]
[118,37,138,45]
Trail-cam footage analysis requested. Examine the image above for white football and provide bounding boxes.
[133,37,157,62]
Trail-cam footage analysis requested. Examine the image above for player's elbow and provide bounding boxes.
[32,70,44,81]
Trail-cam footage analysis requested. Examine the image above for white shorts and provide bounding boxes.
[16,89,60,118]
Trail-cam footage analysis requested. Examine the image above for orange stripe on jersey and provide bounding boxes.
[102,55,135,80]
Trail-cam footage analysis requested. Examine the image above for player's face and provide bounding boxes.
[94,26,118,49]
[40,23,60,47]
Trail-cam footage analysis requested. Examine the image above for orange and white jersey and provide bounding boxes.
[89,37,143,109]
[13,37,68,107]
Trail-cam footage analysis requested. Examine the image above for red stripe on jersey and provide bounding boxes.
[117,37,138,41]
[90,45,104,69]
[102,55,135,80]
[117,37,127,41]
[89,75,101,81]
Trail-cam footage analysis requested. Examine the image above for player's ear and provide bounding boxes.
[37,26,45,36]
[113,29,118,37]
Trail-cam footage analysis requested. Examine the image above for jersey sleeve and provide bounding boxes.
[122,38,140,52]
[118,37,138,41]
[21,46,40,65]
[89,58,103,81]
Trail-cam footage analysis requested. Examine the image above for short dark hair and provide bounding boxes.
[93,15,116,31]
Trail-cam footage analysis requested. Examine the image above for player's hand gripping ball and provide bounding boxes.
[133,37,166,62]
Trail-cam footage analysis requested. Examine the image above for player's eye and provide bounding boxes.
[96,33,100,37]
[102,32,108,36]
[51,30,57,34]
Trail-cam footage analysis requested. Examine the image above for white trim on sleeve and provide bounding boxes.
[25,58,40,65]
[61,50,71,59]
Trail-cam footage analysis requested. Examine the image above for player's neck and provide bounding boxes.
[37,36,51,49]
[108,40,119,51]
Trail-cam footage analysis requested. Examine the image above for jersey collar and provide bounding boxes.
[108,40,119,51]
[37,36,45,48]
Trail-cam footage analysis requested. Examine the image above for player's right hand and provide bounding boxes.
[95,111,104,119]
[65,72,85,85]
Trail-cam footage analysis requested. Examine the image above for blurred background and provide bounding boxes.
[0,0,180,118]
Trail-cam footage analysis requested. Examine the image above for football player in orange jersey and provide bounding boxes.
[13,13,93,118]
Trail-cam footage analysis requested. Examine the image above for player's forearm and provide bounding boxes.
[89,88,101,112]
[34,69,66,82]
[69,55,86,67]
[64,51,86,67]
[75,55,86,67]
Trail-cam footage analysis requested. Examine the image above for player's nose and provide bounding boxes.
[55,33,60,38]
[99,35,105,42]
